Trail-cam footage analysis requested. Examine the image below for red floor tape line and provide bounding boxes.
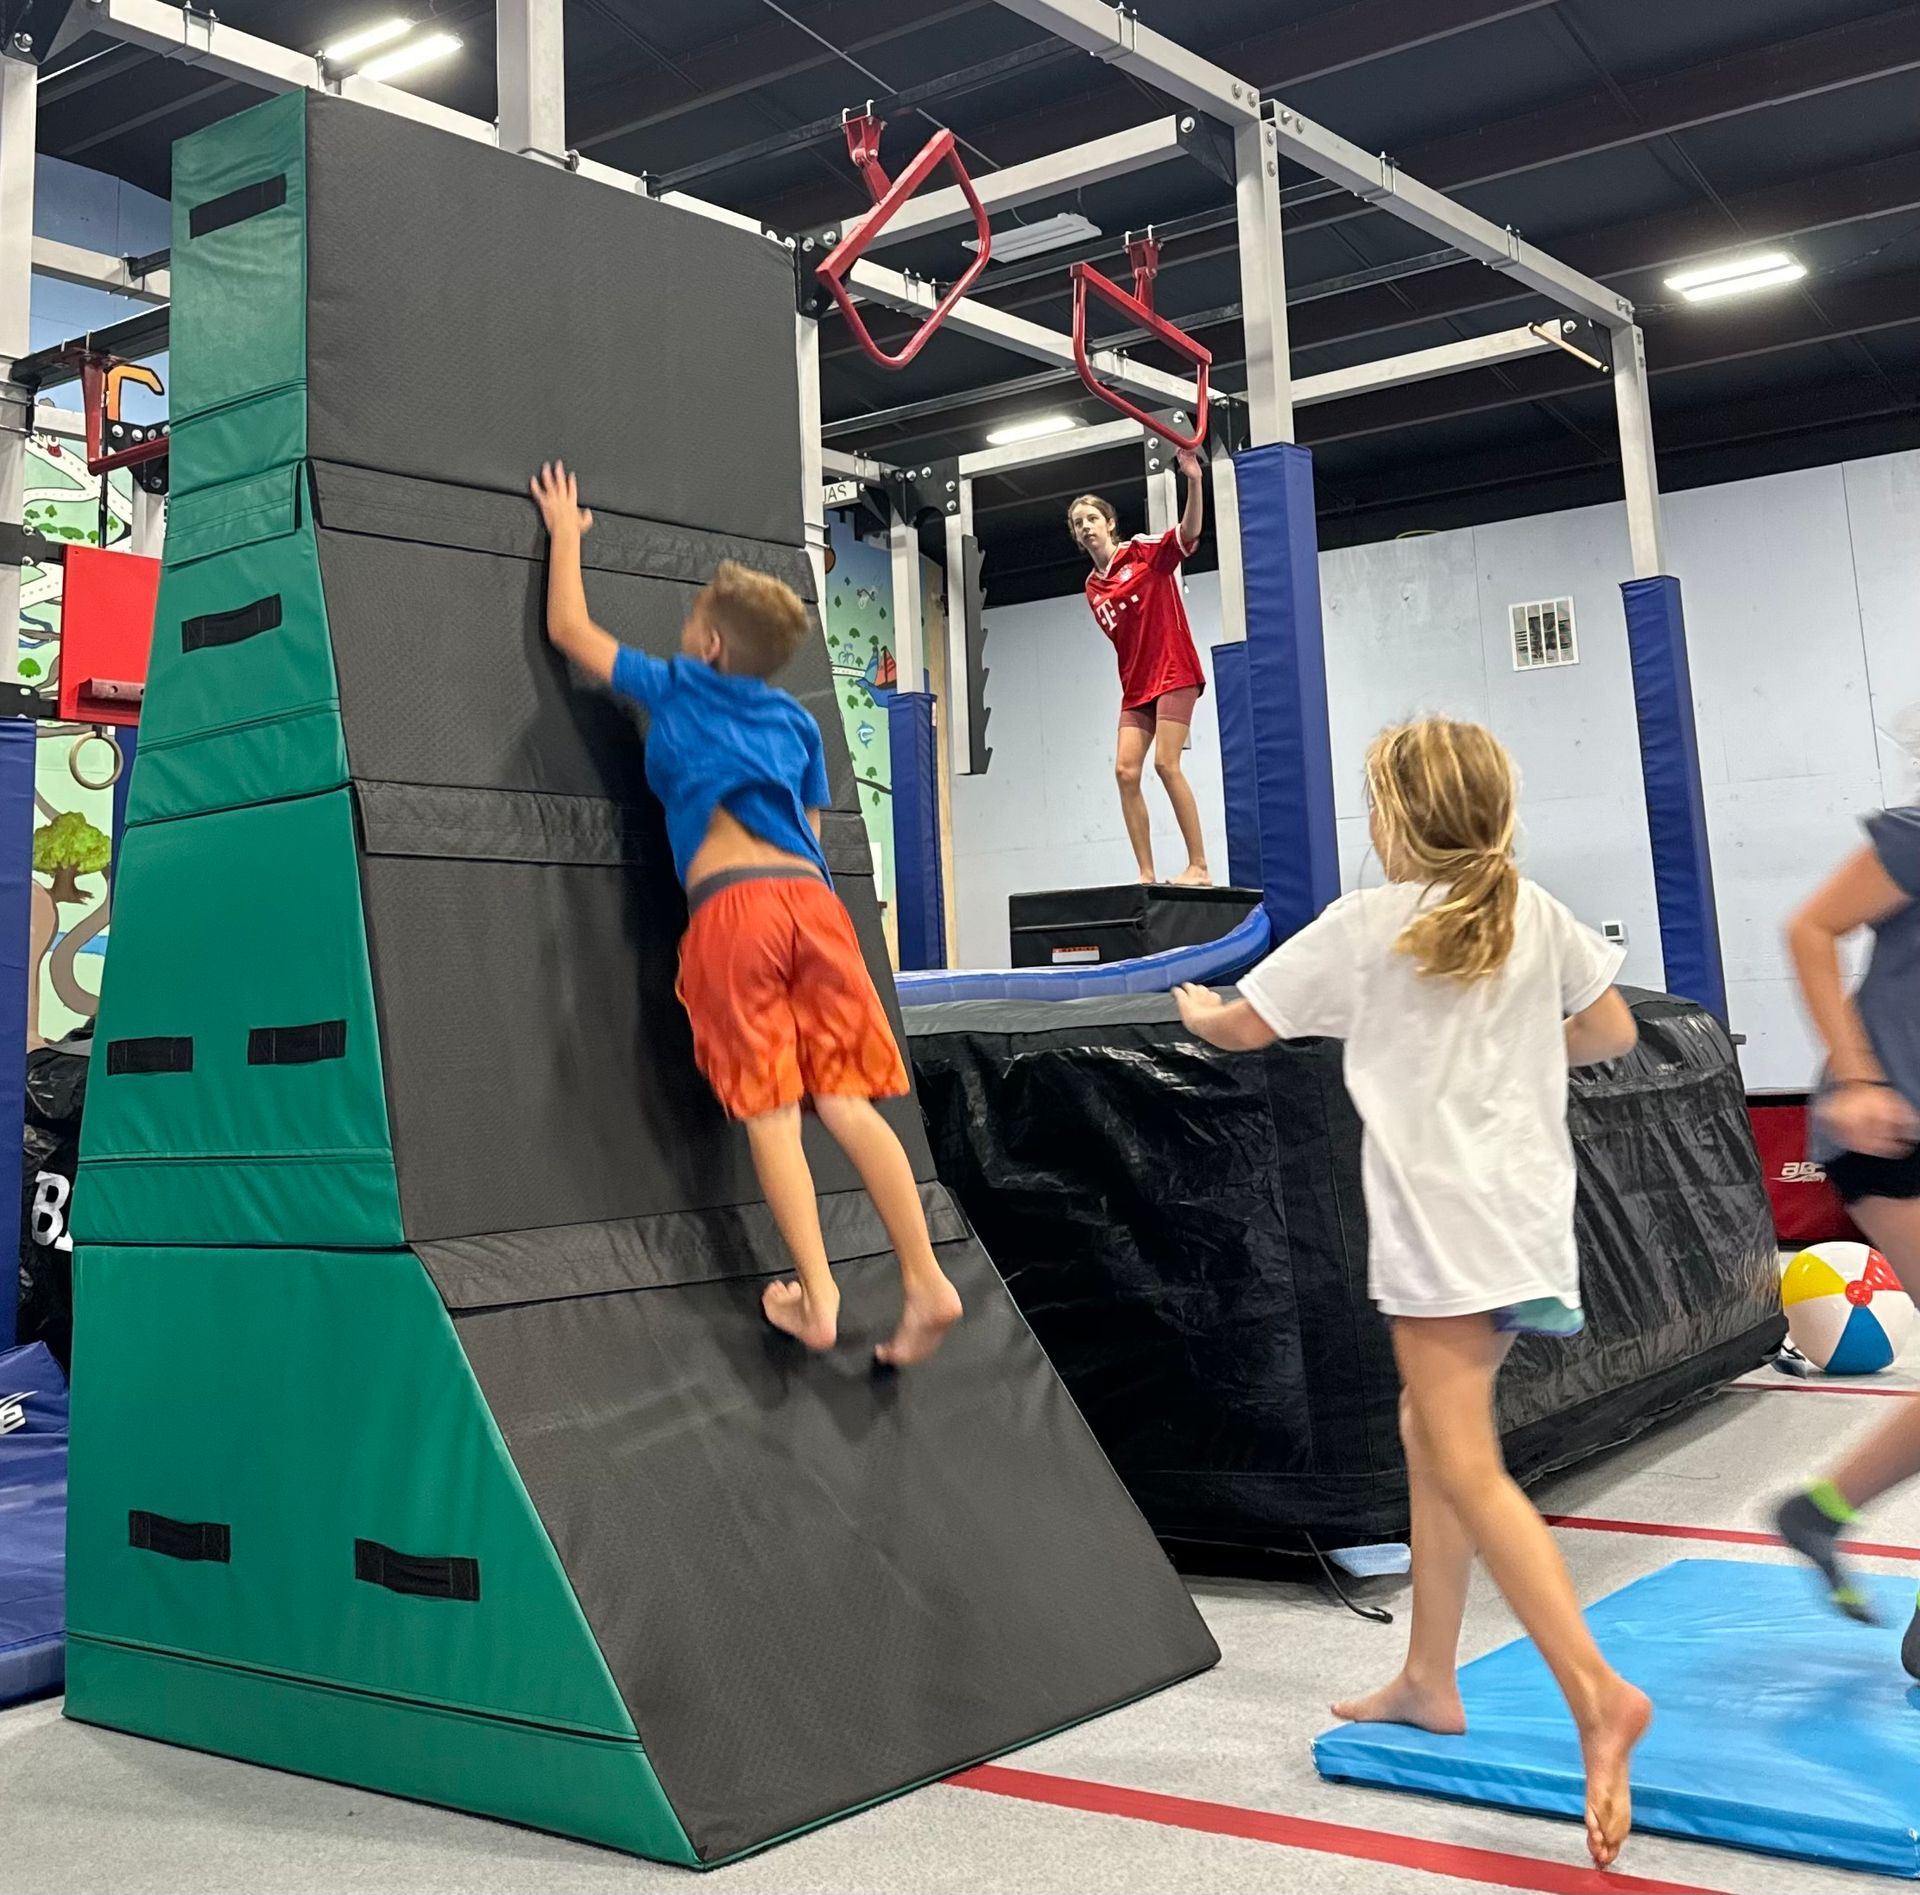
[949,1763,1729,1895]
[1545,1513,1920,1561]
[1728,1381,1920,1399]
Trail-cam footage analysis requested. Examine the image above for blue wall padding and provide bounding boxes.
[0,721,34,1348]
[1317,1559,1920,1876]
[897,906,1270,1005]
[1236,444,1339,941]
[1211,640,1262,892]
[1622,575,1727,1022]
[888,690,945,972]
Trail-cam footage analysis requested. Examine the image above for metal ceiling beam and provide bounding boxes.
[571,0,987,150]
[30,236,169,303]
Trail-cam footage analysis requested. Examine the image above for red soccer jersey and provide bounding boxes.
[1083,528,1206,710]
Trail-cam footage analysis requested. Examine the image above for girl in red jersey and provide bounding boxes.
[1071,448,1212,886]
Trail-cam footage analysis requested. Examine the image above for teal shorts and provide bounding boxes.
[1494,1297,1585,1338]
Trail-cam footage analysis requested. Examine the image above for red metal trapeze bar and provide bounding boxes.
[816,121,993,372]
[1126,230,1162,313]
[1070,259,1211,452]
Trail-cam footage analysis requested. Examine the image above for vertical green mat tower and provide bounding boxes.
[64,93,1217,1867]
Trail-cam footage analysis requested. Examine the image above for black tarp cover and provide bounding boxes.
[905,989,1782,1548]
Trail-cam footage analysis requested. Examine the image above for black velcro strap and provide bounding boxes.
[107,1036,193,1076]
[183,594,282,654]
[129,1510,230,1563]
[247,1019,347,1066]
[188,173,287,239]
[354,1538,480,1602]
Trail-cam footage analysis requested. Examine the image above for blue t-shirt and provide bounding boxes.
[610,647,831,886]
[1811,805,1920,1160]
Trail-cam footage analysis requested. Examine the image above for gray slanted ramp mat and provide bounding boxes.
[68,84,1217,1869]
[430,1231,1220,1864]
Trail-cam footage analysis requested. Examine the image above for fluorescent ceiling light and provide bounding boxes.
[965,212,1100,265]
[322,18,413,64]
[359,30,462,82]
[985,414,1082,446]
[1664,251,1806,301]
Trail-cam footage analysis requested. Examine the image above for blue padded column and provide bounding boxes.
[888,690,945,972]
[1211,640,1262,892]
[1622,574,1727,1021]
[0,720,35,1347]
[1237,443,1338,940]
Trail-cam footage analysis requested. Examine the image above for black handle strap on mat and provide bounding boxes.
[188,174,287,239]
[129,1510,231,1563]
[248,1019,347,1065]
[354,1538,480,1602]
[107,1036,193,1076]
[183,595,282,653]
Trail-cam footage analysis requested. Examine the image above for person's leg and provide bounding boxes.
[1396,1314,1650,1869]
[1152,714,1211,886]
[1115,720,1156,882]
[744,1104,839,1349]
[1331,1387,1475,1734]
[1776,1195,1920,1623]
[813,1093,964,1365]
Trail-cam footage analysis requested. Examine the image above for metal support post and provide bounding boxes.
[1613,322,1667,579]
[496,0,567,163]
[1211,452,1247,641]
[0,46,37,687]
[1143,435,1178,537]
[1235,108,1293,447]
[128,482,164,559]
[889,514,925,696]
[797,316,830,608]
[943,481,976,776]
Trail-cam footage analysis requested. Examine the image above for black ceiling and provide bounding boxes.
[19,0,1920,602]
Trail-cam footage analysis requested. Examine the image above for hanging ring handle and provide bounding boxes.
[69,727,124,791]
[1070,260,1211,452]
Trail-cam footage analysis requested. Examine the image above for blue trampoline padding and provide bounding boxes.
[1314,1559,1920,1877]
[895,905,1272,1005]
[0,1342,68,1705]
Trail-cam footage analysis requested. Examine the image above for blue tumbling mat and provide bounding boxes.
[0,1342,68,1705]
[1314,1559,1920,1877]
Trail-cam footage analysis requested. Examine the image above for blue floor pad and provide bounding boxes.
[0,1342,68,1706]
[1314,1559,1920,1877]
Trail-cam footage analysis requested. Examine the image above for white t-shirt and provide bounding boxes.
[1238,880,1625,1319]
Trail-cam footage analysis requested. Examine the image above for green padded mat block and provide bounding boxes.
[75,791,400,1247]
[67,1246,638,1743]
[64,1638,696,1867]
[130,476,347,825]
[169,89,307,446]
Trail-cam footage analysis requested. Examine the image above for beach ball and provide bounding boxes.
[1781,1242,1914,1374]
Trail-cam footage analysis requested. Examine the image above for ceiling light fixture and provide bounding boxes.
[985,414,1083,446]
[358,30,462,83]
[965,212,1101,265]
[322,19,414,65]
[1664,251,1807,303]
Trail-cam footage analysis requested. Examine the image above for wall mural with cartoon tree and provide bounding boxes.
[823,514,898,919]
[20,428,144,1046]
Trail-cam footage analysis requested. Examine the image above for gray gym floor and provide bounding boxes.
[7,1347,1918,1895]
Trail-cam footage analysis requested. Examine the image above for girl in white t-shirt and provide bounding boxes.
[1176,718,1650,1870]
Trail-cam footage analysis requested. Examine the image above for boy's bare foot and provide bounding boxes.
[1579,1677,1652,1869]
[1170,863,1212,887]
[1330,1672,1466,1736]
[762,1279,839,1351]
[875,1276,965,1368]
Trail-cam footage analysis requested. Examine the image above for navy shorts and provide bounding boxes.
[1825,1145,1920,1206]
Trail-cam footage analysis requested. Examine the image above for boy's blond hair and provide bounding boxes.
[1366,718,1520,983]
[701,561,810,678]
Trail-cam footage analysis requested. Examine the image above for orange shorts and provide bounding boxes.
[676,871,909,1121]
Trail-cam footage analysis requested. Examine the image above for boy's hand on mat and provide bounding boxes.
[1174,982,1222,1035]
[530,461,593,540]
[1820,1080,1920,1159]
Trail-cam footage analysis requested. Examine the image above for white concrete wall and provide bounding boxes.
[952,447,1920,1088]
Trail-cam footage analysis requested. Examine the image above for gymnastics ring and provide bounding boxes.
[69,728,123,791]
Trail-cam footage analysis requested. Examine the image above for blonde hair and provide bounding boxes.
[699,562,810,678]
[1366,719,1520,982]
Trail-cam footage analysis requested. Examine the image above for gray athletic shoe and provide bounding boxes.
[1775,1489,1881,1625]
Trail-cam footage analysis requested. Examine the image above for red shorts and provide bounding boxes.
[1118,683,1202,736]
[676,870,908,1121]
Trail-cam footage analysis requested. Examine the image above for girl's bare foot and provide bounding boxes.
[1170,863,1212,887]
[1580,1678,1652,1869]
[876,1276,965,1367]
[762,1279,839,1351]
[1330,1671,1466,1736]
